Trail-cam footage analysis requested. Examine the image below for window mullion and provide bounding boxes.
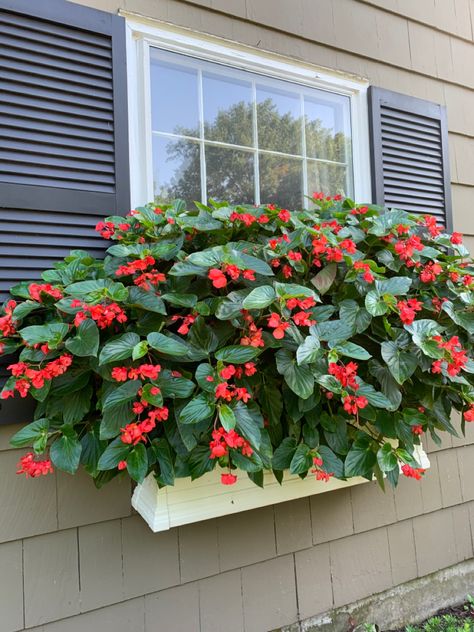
[197,67,207,204]
[300,93,308,210]
[252,79,260,206]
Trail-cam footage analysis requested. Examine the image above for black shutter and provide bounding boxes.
[368,86,452,231]
[0,0,130,302]
[0,0,130,422]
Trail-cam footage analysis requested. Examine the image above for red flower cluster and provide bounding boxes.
[209,427,253,459]
[134,270,166,290]
[0,300,16,337]
[171,313,196,335]
[208,265,255,288]
[353,261,375,283]
[311,456,334,482]
[328,362,359,390]
[464,404,474,422]
[215,382,251,403]
[240,311,265,348]
[73,301,127,329]
[343,394,368,415]
[278,209,291,222]
[431,335,468,377]
[397,298,423,325]
[229,211,269,226]
[115,255,156,277]
[28,283,63,302]
[411,425,423,435]
[120,404,168,445]
[421,215,443,238]
[401,464,425,480]
[394,235,423,262]
[219,363,257,380]
[17,453,53,478]
[268,234,290,251]
[450,232,463,245]
[111,364,161,382]
[221,472,238,485]
[420,261,443,283]
[4,354,73,398]
[267,313,290,339]
[95,220,116,239]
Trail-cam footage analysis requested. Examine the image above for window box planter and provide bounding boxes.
[132,444,430,532]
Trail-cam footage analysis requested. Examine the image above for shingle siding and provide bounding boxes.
[3,0,474,629]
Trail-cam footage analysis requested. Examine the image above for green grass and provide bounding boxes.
[405,614,474,632]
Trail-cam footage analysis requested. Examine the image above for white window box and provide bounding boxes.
[132,444,429,532]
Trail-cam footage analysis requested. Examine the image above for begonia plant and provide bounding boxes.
[2,195,474,489]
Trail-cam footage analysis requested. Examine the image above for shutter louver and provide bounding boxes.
[368,86,452,231]
[0,0,130,302]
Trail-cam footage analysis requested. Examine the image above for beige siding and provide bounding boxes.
[3,0,474,629]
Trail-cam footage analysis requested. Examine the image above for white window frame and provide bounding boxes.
[124,15,372,209]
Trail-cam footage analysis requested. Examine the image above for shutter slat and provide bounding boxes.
[0,139,114,163]
[0,119,114,144]
[1,83,113,112]
[369,87,452,228]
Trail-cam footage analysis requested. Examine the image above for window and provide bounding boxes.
[126,20,372,208]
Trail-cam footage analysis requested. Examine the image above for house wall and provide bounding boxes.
[1,1,474,630]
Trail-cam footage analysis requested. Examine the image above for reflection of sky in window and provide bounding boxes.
[150,51,200,135]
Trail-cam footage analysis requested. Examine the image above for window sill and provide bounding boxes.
[132,445,430,532]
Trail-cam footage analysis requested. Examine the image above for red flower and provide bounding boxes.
[267,313,290,339]
[397,298,423,325]
[394,235,423,261]
[292,311,316,327]
[339,239,356,254]
[112,367,129,382]
[420,262,443,283]
[221,472,238,485]
[242,269,256,280]
[464,404,474,422]
[28,283,63,302]
[282,264,293,279]
[17,453,53,478]
[208,268,227,288]
[343,395,368,415]
[451,232,463,244]
[278,209,291,222]
[118,460,127,471]
[220,365,236,380]
[288,250,302,261]
[411,425,423,436]
[401,464,425,480]
[329,362,359,390]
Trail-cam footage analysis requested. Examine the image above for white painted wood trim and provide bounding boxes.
[124,16,372,209]
[132,444,430,532]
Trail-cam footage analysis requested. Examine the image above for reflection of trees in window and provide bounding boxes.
[153,99,349,208]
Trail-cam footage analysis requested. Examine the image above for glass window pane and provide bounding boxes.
[257,84,302,155]
[205,145,255,205]
[304,93,351,162]
[307,162,350,198]
[203,72,253,146]
[150,49,200,137]
[259,154,303,209]
[152,135,201,208]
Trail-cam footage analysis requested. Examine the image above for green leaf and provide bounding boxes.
[381,341,418,384]
[331,341,371,360]
[311,263,337,294]
[377,442,398,472]
[296,335,321,365]
[179,394,215,424]
[97,436,130,470]
[195,363,215,392]
[375,276,412,296]
[234,401,263,448]
[12,301,42,320]
[152,438,175,486]
[132,341,149,360]
[19,323,69,348]
[215,345,261,363]
[339,299,372,334]
[62,386,92,424]
[272,437,297,470]
[141,383,163,407]
[127,443,148,483]
[344,435,376,478]
[318,445,344,478]
[50,427,82,474]
[66,319,100,357]
[289,443,312,474]
[356,380,393,408]
[242,285,276,309]
[10,418,49,449]
[365,291,388,316]
[147,332,190,357]
[157,371,195,399]
[103,380,141,411]
[324,417,349,455]
[315,320,354,343]
[100,402,134,439]
[99,333,140,365]
[276,348,314,399]
[368,209,413,236]
[219,404,236,431]
[161,293,197,308]
[128,287,167,314]
[188,445,215,480]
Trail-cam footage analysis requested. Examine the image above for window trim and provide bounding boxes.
[125,16,372,209]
